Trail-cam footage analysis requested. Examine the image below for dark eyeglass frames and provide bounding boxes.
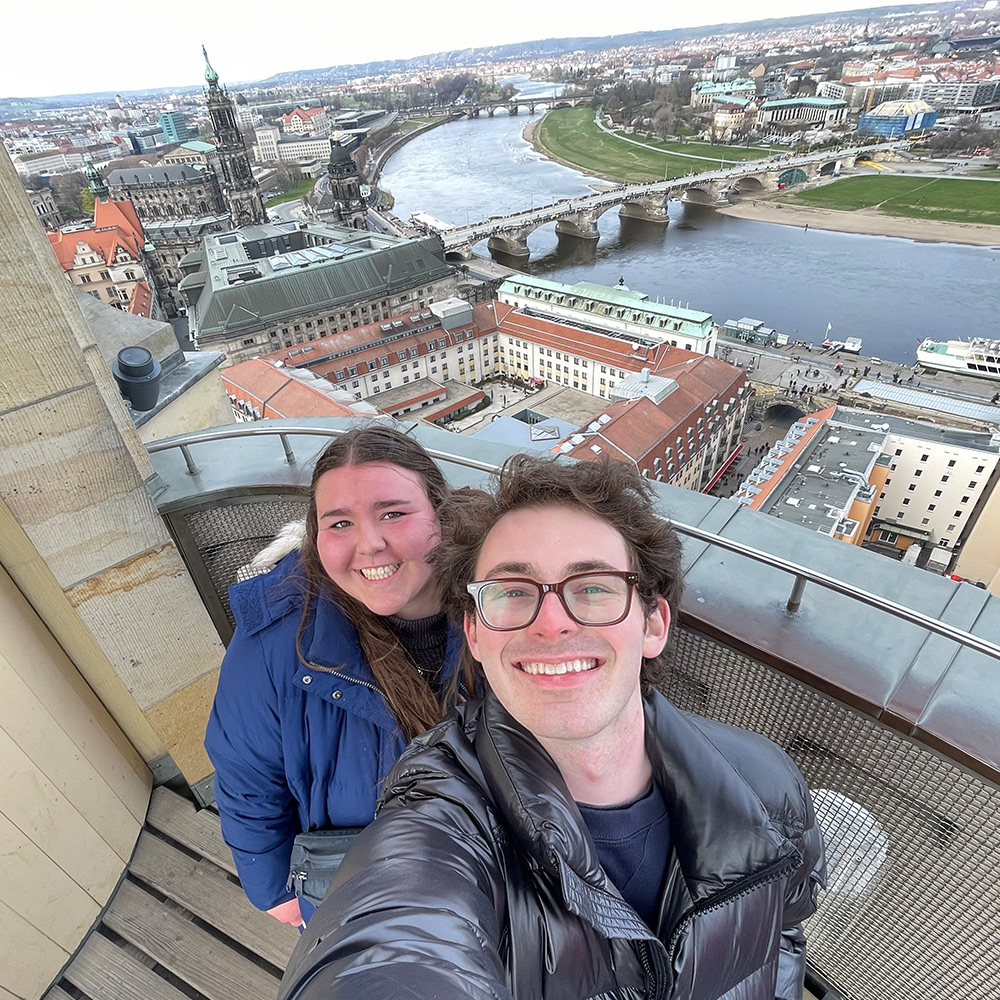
[466,571,639,631]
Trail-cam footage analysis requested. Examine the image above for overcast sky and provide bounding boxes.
[5,0,930,99]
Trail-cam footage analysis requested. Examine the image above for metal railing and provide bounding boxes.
[149,423,1000,662]
[149,421,1000,1000]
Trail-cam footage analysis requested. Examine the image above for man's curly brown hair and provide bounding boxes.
[433,454,683,692]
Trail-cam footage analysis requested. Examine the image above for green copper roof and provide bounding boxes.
[762,97,846,108]
[202,46,219,86]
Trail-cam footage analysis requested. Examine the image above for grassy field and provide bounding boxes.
[264,178,316,208]
[399,117,437,131]
[787,175,1000,226]
[535,107,770,182]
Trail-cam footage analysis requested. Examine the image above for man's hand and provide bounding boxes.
[268,897,305,927]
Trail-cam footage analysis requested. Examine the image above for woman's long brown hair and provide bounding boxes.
[295,423,470,740]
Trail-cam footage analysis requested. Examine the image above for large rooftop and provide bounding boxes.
[179,221,453,340]
[498,274,714,335]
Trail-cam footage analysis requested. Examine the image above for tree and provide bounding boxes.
[272,161,303,190]
[653,105,678,140]
[49,171,88,222]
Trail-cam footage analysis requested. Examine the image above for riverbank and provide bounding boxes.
[523,111,631,185]
[717,199,1000,247]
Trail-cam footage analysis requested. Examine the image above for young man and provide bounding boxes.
[280,456,825,1000]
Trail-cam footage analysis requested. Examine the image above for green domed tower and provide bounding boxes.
[202,46,266,228]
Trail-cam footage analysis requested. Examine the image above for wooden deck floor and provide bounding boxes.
[44,787,298,1000]
[44,785,821,1000]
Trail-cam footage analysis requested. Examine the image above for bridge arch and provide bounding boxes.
[681,186,714,206]
[730,176,766,196]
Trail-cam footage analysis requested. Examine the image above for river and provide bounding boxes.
[380,77,1000,366]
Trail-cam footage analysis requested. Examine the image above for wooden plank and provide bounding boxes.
[128,832,297,968]
[0,897,70,999]
[105,881,280,1000]
[0,809,99,951]
[0,728,125,901]
[42,985,77,1000]
[64,932,188,1000]
[146,786,237,875]
[0,656,143,862]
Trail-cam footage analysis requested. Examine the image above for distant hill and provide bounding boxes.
[0,1,960,114]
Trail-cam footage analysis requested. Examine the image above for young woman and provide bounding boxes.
[205,425,470,927]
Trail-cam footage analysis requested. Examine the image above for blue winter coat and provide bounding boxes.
[204,552,464,913]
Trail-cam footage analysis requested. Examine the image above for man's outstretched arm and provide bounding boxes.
[278,801,511,1000]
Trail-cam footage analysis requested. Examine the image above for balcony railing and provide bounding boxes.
[150,418,1000,1000]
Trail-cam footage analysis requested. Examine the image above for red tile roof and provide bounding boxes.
[561,356,747,468]
[743,405,837,509]
[222,358,363,419]
[256,301,501,383]
[127,280,152,318]
[47,196,145,271]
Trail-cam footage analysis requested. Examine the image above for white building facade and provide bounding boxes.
[873,425,1000,549]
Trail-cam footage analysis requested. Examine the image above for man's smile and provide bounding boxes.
[515,658,599,676]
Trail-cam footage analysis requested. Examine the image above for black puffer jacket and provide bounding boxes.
[280,690,825,1000]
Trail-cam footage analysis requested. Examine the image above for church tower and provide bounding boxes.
[319,138,368,230]
[202,47,267,228]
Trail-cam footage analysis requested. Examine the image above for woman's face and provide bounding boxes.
[314,462,441,620]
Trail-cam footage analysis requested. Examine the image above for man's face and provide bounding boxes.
[465,505,669,747]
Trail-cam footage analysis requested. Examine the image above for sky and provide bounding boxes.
[3,0,932,99]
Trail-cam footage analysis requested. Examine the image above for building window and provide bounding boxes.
[976,465,985,474]
[962,496,970,503]
[921,518,929,525]
[914,469,922,477]
[954,510,963,518]
[934,490,942,497]
[928,504,936,511]
[902,498,910,506]
[920,454,928,462]
[895,449,902,456]
[948,524,956,532]
[882,531,899,544]
[941,476,949,483]
[907,484,916,492]
[948,459,956,467]
[969,481,978,489]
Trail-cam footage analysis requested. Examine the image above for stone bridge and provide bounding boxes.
[458,94,594,117]
[750,388,832,420]
[438,140,906,262]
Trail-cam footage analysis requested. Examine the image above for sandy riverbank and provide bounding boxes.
[717,199,1000,247]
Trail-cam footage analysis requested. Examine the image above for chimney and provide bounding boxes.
[112,346,162,411]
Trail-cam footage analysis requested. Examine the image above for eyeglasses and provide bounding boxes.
[466,571,640,631]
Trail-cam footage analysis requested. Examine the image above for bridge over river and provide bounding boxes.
[439,140,906,262]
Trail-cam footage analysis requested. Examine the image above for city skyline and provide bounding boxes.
[4,0,931,100]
